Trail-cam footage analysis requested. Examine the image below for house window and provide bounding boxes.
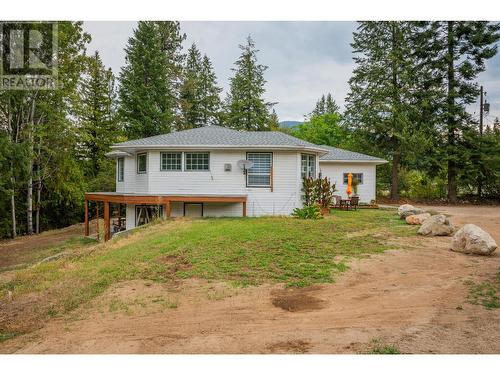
[161,152,182,171]
[185,152,209,171]
[137,153,147,174]
[301,154,316,179]
[247,153,272,187]
[343,173,363,184]
[117,157,124,182]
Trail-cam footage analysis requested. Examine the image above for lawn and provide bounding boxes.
[0,209,415,338]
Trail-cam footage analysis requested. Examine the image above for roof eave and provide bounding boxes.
[111,144,329,155]
[319,159,387,165]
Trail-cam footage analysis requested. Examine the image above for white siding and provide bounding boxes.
[125,204,135,230]
[319,162,377,203]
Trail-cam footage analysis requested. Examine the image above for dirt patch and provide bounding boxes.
[267,340,311,354]
[157,254,192,275]
[271,286,326,312]
[0,205,499,353]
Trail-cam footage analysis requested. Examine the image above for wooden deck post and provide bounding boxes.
[242,201,247,217]
[84,200,89,236]
[166,201,171,218]
[96,202,99,241]
[104,201,110,241]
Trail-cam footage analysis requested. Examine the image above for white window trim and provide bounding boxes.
[343,172,364,185]
[137,152,147,174]
[160,152,183,171]
[184,152,210,172]
[246,152,273,188]
[301,153,316,179]
[117,157,124,182]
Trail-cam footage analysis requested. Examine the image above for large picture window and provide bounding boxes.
[161,152,182,171]
[117,157,124,182]
[247,153,272,187]
[343,173,363,184]
[301,154,316,179]
[137,153,147,174]
[185,152,210,171]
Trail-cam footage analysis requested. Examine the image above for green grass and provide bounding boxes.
[367,339,401,354]
[465,269,500,310]
[0,209,414,335]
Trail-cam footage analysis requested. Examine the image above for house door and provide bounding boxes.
[184,203,203,217]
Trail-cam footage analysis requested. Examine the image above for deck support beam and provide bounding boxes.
[104,201,110,242]
[84,200,89,236]
[164,201,171,218]
[242,201,247,217]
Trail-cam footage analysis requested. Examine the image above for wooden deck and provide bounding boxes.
[84,193,247,241]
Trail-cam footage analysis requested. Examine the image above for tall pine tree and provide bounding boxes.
[119,21,185,138]
[415,21,500,201]
[179,44,222,128]
[224,36,275,131]
[345,22,416,199]
[76,51,120,179]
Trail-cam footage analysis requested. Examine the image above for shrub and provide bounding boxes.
[292,205,323,219]
[302,176,336,208]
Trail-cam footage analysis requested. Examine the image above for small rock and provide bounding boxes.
[398,204,415,216]
[417,214,454,236]
[400,208,425,219]
[450,224,497,255]
[406,213,431,225]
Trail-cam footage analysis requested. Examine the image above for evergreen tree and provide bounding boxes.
[179,44,222,128]
[76,51,119,178]
[179,43,204,129]
[199,55,222,125]
[325,93,340,115]
[119,21,185,138]
[224,36,275,130]
[310,93,340,118]
[415,21,500,202]
[345,22,416,199]
[268,109,280,130]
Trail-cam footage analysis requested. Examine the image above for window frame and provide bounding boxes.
[184,152,210,171]
[343,172,364,185]
[136,152,147,174]
[117,157,124,182]
[301,153,316,179]
[160,152,182,171]
[246,152,273,188]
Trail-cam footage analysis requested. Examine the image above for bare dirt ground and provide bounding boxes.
[1,206,499,354]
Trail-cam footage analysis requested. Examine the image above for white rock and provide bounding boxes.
[417,214,454,236]
[398,204,415,216]
[451,224,497,255]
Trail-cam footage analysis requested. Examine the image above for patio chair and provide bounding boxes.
[332,195,343,209]
[349,196,359,211]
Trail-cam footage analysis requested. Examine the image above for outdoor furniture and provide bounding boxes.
[339,198,351,210]
[332,195,343,209]
[349,196,359,210]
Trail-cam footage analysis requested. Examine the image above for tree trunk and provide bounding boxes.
[10,175,17,238]
[26,102,35,235]
[35,178,41,234]
[390,151,400,200]
[446,21,458,203]
[389,23,400,201]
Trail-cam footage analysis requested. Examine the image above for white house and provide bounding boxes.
[84,126,386,240]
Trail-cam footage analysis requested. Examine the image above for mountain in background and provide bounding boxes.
[279,120,302,128]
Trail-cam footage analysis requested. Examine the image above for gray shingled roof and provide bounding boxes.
[113,125,324,150]
[319,145,386,163]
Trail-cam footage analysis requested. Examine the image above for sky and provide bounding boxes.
[84,21,500,124]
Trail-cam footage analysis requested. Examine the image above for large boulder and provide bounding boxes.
[417,214,454,236]
[451,224,497,255]
[406,213,431,225]
[398,204,415,216]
